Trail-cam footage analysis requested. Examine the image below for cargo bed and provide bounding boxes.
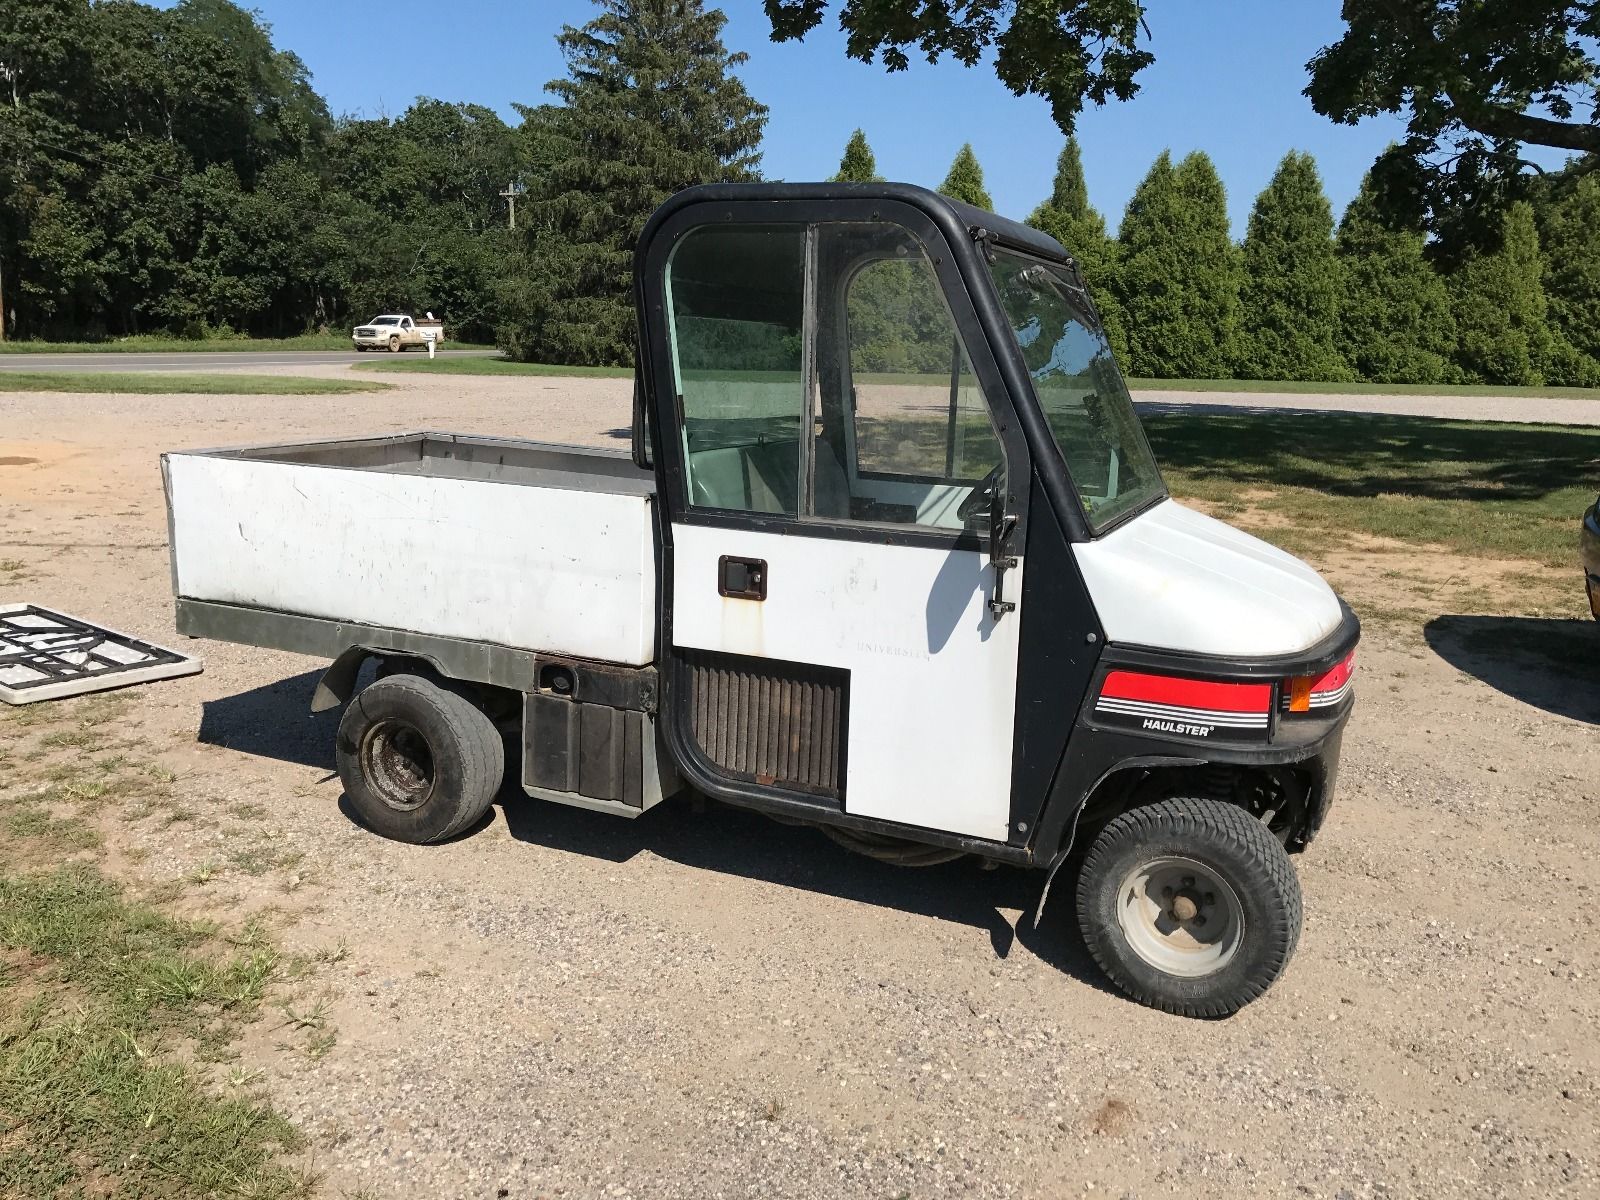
[162,433,659,666]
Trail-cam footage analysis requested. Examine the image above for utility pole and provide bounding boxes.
[500,181,521,231]
[0,254,7,344]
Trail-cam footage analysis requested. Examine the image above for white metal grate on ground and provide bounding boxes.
[0,603,202,705]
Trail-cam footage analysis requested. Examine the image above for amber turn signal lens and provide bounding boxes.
[1287,676,1312,713]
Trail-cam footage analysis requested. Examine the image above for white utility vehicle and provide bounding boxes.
[163,184,1358,1016]
[351,313,442,352]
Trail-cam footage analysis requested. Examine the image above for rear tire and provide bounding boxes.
[1074,797,1302,1017]
[335,673,503,844]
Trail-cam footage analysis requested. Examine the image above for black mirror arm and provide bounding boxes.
[988,501,1018,620]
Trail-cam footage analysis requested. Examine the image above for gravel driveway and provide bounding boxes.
[2,372,1596,1198]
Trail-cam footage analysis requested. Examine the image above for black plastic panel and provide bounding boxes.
[680,648,847,800]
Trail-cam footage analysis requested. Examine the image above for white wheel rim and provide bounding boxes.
[1116,856,1244,978]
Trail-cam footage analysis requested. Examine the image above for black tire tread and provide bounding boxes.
[337,673,503,844]
[1075,797,1302,1018]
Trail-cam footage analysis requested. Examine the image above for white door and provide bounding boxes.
[654,213,1030,843]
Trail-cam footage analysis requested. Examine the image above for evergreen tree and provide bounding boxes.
[832,129,880,183]
[939,144,993,210]
[501,0,767,365]
[1536,171,1600,383]
[1236,151,1349,382]
[1115,150,1240,378]
[1335,172,1454,384]
[1027,137,1126,362]
[1450,201,1560,386]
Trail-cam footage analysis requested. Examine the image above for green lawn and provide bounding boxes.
[1128,376,1600,401]
[0,372,390,395]
[355,355,633,378]
[1145,410,1600,569]
[0,696,312,1198]
[0,333,357,353]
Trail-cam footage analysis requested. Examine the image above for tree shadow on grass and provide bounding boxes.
[1141,410,1600,503]
[1424,615,1600,724]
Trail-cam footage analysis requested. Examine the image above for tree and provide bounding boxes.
[1027,136,1126,362]
[1335,172,1455,384]
[1536,168,1600,376]
[765,3,1598,242]
[1235,151,1349,382]
[501,0,767,365]
[1450,201,1561,386]
[763,1,1153,134]
[832,128,880,183]
[1306,2,1600,243]
[938,144,992,210]
[1114,150,1240,379]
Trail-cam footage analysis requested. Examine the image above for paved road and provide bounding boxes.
[4,350,1597,424]
[0,348,498,372]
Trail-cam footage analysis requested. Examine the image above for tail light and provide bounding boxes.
[1283,651,1355,715]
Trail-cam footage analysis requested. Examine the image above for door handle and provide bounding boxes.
[718,555,767,601]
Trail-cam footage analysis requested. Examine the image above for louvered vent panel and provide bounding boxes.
[681,649,847,798]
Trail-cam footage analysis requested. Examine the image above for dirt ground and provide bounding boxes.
[2,372,1597,1199]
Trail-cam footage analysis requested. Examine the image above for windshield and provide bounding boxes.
[372,316,399,325]
[987,250,1165,533]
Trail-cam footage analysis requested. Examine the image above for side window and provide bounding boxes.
[666,225,806,515]
[816,226,1005,531]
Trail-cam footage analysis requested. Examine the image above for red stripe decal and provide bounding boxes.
[1100,670,1272,714]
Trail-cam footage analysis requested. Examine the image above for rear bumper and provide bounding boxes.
[1583,501,1600,620]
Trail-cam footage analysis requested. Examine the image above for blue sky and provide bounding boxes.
[243,0,1566,236]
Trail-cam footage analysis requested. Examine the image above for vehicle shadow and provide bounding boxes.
[1423,614,1600,725]
[489,793,1111,992]
[197,669,341,769]
[201,668,1115,995]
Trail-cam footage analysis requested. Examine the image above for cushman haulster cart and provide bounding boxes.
[162,183,1358,1016]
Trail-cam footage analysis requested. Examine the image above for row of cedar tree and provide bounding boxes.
[2,0,1597,386]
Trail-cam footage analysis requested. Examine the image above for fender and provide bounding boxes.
[309,644,451,713]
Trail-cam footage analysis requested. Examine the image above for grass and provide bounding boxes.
[0,371,392,395]
[1142,410,1600,570]
[0,870,307,1198]
[1127,376,1600,401]
[0,695,314,1198]
[353,354,631,378]
[0,333,357,354]
[349,353,1600,402]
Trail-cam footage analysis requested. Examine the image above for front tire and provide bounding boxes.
[335,673,503,844]
[1075,797,1302,1017]
[388,334,401,352]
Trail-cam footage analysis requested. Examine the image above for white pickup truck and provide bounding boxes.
[163,183,1358,1017]
[351,314,443,352]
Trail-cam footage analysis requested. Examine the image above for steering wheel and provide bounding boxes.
[958,463,1004,524]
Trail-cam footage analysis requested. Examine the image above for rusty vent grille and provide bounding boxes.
[681,649,847,798]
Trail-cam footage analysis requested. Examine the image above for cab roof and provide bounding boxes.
[643,182,1071,264]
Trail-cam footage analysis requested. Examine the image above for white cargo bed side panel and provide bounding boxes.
[167,454,656,665]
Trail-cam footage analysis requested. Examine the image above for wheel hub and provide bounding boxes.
[1117,856,1244,979]
[361,719,437,812]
